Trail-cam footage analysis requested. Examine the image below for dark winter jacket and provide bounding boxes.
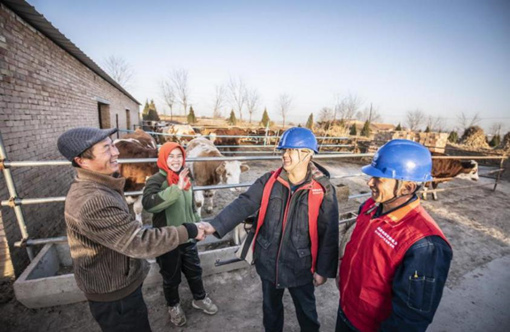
[210,162,339,288]
[64,168,192,302]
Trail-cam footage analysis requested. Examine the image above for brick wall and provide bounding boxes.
[0,4,140,278]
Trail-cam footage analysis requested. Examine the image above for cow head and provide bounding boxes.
[216,161,250,191]
[457,160,479,181]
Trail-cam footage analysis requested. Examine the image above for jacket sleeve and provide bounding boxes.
[79,195,191,259]
[315,181,339,278]
[142,174,182,214]
[209,172,271,238]
[380,236,453,332]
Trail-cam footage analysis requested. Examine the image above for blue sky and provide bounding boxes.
[28,0,510,132]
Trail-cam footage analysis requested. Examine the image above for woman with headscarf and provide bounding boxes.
[142,142,218,327]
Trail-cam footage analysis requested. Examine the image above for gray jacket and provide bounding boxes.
[64,168,190,301]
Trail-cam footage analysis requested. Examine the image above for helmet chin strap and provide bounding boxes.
[380,180,421,205]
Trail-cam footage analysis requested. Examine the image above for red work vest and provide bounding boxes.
[253,168,324,273]
[339,198,450,332]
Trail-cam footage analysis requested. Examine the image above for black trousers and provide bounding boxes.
[156,241,206,307]
[88,285,151,332]
[261,278,320,332]
[335,306,359,332]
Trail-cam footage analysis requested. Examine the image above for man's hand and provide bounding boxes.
[178,168,190,190]
[313,273,327,287]
[197,221,216,235]
[195,223,206,241]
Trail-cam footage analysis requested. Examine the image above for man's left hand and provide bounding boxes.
[313,273,327,287]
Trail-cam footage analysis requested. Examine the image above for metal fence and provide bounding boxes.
[0,131,507,257]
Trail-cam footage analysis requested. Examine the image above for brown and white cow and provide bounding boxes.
[114,129,158,221]
[423,158,479,200]
[159,124,198,145]
[186,137,250,214]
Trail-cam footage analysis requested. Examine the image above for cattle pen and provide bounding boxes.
[1,131,509,331]
[0,129,506,256]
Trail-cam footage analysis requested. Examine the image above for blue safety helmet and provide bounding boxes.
[362,139,433,182]
[277,127,319,153]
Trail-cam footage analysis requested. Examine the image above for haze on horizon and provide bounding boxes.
[28,0,510,134]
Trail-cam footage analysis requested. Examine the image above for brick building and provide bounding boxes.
[0,0,140,282]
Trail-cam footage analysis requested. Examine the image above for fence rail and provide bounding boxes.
[1,129,507,253]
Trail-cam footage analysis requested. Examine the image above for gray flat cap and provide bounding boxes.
[57,127,117,161]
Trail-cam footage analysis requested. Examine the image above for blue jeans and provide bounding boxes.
[261,278,320,332]
[156,242,206,306]
[88,285,151,332]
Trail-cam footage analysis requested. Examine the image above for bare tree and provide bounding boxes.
[245,88,260,123]
[343,93,363,121]
[318,107,334,122]
[457,112,481,130]
[227,76,247,121]
[159,79,175,120]
[356,103,382,123]
[170,69,190,115]
[212,85,226,118]
[103,55,134,88]
[490,123,503,136]
[406,109,426,131]
[277,93,293,128]
[425,115,444,132]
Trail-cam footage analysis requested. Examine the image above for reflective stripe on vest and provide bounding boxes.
[253,168,324,273]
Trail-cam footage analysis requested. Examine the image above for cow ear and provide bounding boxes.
[241,163,250,172]
[216,162,226,175]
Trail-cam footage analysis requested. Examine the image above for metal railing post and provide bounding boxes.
[493,157,505,191]
[0,133,34,261]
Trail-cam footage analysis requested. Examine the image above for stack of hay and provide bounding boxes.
[459,126,489,149]
[417,132,448,154]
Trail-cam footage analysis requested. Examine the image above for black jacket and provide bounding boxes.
[210,162,339,288]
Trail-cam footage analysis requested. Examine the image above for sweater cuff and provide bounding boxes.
[182,223,198,239]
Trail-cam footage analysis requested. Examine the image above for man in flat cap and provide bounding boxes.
[57,127,205,332]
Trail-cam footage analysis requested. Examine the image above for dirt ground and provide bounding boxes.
[1,158,509,332]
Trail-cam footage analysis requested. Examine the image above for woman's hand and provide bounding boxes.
[178,167,190,190]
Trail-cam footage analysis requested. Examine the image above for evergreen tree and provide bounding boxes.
[360,120,371,137]
[227,109,237,125]
[349,124,357,136]
[187,105,197,124]
[260,108,270,127]
[425,126,431,133]
[149,99,157,111]
[305,113,314,130]
[146,108,160,121]
[395,123,402,131]
[142,99,150,117]
[489,134,501,147]
[448,131,458,143]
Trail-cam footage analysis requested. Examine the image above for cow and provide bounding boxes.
[114,129,158,221]
[422,158,479,200]
[207,127,249,152]
[186,137,250,215]
[159,124,198,145]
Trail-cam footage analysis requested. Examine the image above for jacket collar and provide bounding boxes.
[378,196,421,224]
[75,167,126,194]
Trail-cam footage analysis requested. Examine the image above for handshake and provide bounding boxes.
[194,221,216,241]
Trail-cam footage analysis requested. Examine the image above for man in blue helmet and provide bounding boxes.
[201,127,339,331]
[336,139,453,332]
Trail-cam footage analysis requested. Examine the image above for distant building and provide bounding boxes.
[0,0,140,280]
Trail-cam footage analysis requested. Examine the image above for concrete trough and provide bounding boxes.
[14,239,248,308]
